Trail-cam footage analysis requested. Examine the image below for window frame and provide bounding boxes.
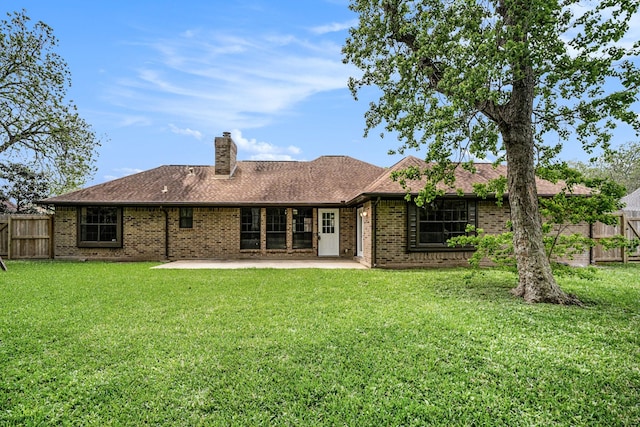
[77,206,122,248]
[240,207,261,250]
[407,199,476,251]
[266,207,287,249]
[179,207,193,229]
[292,207,313,249]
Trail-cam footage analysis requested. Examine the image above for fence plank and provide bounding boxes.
[0,218,8,257]
[592,212,640,263]
[626,216,640,261]
[2,214,53,259]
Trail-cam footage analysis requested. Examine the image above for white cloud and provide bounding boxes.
[168,124,203,139]
[105,27,357,131]
[309,19,358,35]
[230,129,301,160]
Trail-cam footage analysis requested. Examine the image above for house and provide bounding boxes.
[621,187,640,216]
[1,200,16,213]
[41,132,591,267]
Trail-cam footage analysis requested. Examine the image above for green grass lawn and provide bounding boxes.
[1,261,639,426]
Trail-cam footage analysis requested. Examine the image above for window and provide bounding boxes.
[266,208,287,249]
[78,206,122,248]
[292,207,313,249]
[321,211,335,234]
[408,200,476,250]
[179,207,193,229]
[241,207,261,249]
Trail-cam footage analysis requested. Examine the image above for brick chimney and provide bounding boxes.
[214,131,237,176]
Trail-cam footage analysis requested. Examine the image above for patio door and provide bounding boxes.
[318,208,339,256]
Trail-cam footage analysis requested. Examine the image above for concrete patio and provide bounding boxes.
[152,259,368,269]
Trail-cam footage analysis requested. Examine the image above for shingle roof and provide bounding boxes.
[41,155,590,207]
[42,156,385,206]
[1,200,16,212]
[621,187,640,211]
[359,156,590,198]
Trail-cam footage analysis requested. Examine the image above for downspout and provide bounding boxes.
[372,197,381,267]
[161,207,169,260]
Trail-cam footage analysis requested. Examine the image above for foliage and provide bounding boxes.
[1,262,640,425]
[344,0,640,197]
[0,162,51,213]
[537,162,627,257]
[344,0,640,303]
[453,224,640,272]
[451,226,516,269]
[451,164,639,267]
[570,141,640,194]
[0,10,101,193]
[451,226,593,268]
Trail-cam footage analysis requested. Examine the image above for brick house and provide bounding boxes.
[622,187,640,216]
[41,132,591,267]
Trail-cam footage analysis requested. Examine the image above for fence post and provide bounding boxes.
[7,215,11,260]
[622,213,628,264]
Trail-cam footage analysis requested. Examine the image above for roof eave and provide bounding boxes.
[39,200,350,207]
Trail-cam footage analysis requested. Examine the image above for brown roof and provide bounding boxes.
[621,187,640,212]
[1,200,16,212]
[42,155,589,207]
[42,156,385,206]
[359,156,590,198]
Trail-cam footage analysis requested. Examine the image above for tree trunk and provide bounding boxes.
[504,132,581,305]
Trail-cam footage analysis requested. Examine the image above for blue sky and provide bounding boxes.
[10,1,640,187]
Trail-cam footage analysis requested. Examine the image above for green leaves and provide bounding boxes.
[345,1,638,301]
[344,0,640,174]
[570,141,640,194]
[0,10,101,193]
[0,162,50,213]
[451,164,633,268]
[536,163,626,226]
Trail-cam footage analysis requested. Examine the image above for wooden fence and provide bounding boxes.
[0,214,53,259]
[592,212,640,263]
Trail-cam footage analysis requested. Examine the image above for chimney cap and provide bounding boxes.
[222,131,231,137]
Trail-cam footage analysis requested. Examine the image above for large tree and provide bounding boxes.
[0,162,50,213]
[571,141,640,194]
[0,10,100,194]
[344,0,640,304]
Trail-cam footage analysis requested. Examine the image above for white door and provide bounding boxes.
[318,208,339,256]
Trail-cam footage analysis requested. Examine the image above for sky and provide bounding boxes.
[7,0,640,187]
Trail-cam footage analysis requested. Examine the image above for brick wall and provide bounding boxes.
[53,206,356,261]
[371,199,590,268]
[372,199,475,268]
[54,206,165,260]
[477,200,510,233]
[358,201,374,267]
[339,207,356,258]
[547,222,592,266]
[53,202,590,265]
